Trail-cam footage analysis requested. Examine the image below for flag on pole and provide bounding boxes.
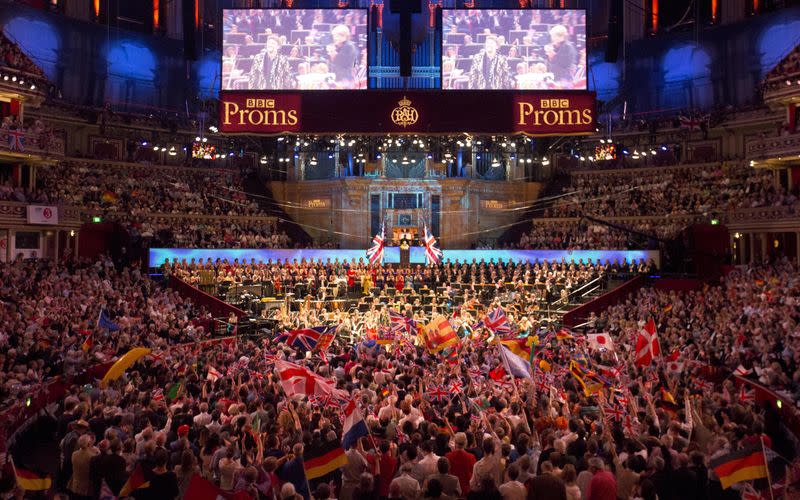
[423,224,443,265]
[477,307,513,336]
[274,326,336,352]
[499,344,532,379]
[421,315,458,352]
[97,309,120,331]
[710,445,768,489]
[366,223,385,265]
[342,399,369,449]
[304,440,348,480]
[119,463,150,497]
[389,310,417,336]
[81,332,93,353]
[206,366,223,382]
[587,333,614,351]
[274,359,336,399]
[635,318,660,366]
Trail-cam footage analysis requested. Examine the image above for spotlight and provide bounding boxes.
[661,145,667,151]
[208,126,218,133]
[11,76,16,82]
[260,157,267,165]
[526,158,532,163]
[141,141,148,146]
[542,158,550,165]
[476,155,481,160]
[202,138,207,143]
[2,76,8,81]
[277,137,285,142]
[195,136,201,142]
[491,160,500,167]
[153,146,159,151]
[19,80,23,85]
[30,85,35,90]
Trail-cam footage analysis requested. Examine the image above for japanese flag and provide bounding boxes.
[587,333,614,351]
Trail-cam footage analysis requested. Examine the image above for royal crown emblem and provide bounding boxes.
[391,96,419,128]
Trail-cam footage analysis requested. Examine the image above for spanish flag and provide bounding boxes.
[14,467,51,491]
[710,445,768,489]
[422,315,458,353]
[303,440,347,480]
[119,463,150,496]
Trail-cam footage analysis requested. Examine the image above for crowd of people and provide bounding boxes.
[0,256,211,409]
[128,217,292,250]
[1,254,796,500]
[507,161,798,250]
[0,32,47,81]
[515,220,690,251]
[542,163,797,219]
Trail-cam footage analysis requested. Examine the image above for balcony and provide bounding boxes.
[745,131,800,161]
[0,127,65,159]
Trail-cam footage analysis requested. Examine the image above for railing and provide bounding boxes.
[0,128,65,157]
[0,200,82,226]
[746,131,800,160]
[562,275,647,327]
[167,275,248,319]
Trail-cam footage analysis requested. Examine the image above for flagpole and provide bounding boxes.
[761,435,775,500]
[495,340,532,434]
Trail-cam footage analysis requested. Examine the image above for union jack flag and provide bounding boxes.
[274,326,335,351]
[476,307,513,336]
[423,224,443,265]
[389,310,417,336]
[739,385,756,403]
[622,415,637,436]
[449,380,463,394]
[151,388,164,402]
[694,378,713,392]
[367,223,385,265]
[603,403,625,422]
[7,128,24,151]
[468,367,483,380]
[428,385,450,403]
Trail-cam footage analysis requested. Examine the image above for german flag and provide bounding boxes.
[119,463,150,496]
[304,440,347,480]
[14,468,52,491]
[81,334,93,353]
[710,445,768,489]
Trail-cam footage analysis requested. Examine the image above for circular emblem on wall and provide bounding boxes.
[391,96,419,128]
[43,208,52,219]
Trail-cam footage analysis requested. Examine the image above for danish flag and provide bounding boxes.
[423,224,443,265]
[367,223,385,265]
[635,318,660,366]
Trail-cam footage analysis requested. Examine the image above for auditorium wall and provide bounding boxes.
[0,3,220,112]
[269,178,542,249]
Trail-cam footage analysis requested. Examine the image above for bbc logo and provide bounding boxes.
[540,99,570,109]
[245,99,276,108]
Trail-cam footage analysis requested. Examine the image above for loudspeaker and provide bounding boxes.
[182,0,197,60]
[605,0,622,63]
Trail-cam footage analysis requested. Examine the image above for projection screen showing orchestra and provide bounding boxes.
[222,9,368,90]
[442,9,587,90]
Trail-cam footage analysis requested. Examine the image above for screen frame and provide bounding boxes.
[440,8,588,92]
[220,7,371,92]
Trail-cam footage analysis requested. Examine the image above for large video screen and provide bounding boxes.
[222,9,368,90]
[442,10,586,90]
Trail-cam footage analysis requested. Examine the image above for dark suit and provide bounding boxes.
[425,473,462,498]
[91,452,128,496]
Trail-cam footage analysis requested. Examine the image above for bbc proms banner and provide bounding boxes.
[219,90,596,135]
[27,205,59,225]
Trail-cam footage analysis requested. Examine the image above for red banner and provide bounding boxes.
[219,90,596,135]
